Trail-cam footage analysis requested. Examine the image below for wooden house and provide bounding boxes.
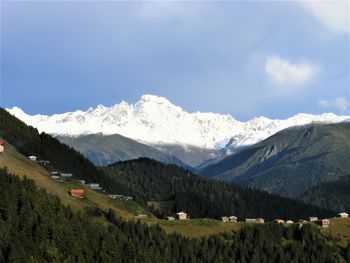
[61,173,73,178]
[51,175,60,180]
[320,219,330,228]
[28,155,37,161]
[0,140,5,154]
[176,211,187,220]
[309,217,318,222]
[89,183,102,190]
[256,218,265,224]
[229,216,237,222]
[338,212,349,218]
[221,216,229,222]
[69,189,84,198]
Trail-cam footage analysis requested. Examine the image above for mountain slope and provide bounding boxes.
[7,94,349,154]
[300,176,350,212]
[0,138,146,217]
[57,133,191,168]
[1,169,344,263]
[0,108,143,199]
[103,158,333,221]
[200,123,350,198]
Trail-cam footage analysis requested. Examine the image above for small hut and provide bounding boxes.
[338,212,349,218]
[176,211,187,220]
[69,189,84,198]
[28,155,37,161]
[221,216,229,222]
[229,216,238,222]
[0,140,5,154]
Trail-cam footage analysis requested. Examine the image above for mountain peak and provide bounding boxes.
[139,94,172,104]
[6,95,350,149]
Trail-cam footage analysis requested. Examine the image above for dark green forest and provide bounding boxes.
[0,168,348,263]
[301,176,350,212]
[104,158,333,220]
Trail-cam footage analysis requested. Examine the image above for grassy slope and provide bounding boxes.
[326,218,350,248]
[0,139,146,219]
[0,139,241,237]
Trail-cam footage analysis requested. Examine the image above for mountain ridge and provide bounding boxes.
[199,122,350,199]
[7,95,349,152]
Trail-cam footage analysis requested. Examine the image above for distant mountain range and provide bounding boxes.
[7,94,349,167]
[199,123,350,200]
[57,133,191,169]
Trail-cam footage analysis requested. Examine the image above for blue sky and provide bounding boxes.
[1,0,349,120]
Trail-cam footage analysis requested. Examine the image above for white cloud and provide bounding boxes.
[265,55,317,88]
[335,97,349,112]
[318,97,349,113]
[299,1,349,34]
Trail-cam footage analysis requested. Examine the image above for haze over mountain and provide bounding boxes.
[57,133,191,168]
[7,95,349,166]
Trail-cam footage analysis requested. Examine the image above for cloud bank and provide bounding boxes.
[265,55,317,88]
[318,96,349,113]
[300,1,349,34]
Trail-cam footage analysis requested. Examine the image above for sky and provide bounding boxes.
[1,0,349,120]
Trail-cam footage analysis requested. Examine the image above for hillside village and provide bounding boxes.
[23,150,349,229]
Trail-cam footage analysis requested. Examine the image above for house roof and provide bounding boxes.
[176,211,187,215]
[69,189,84,194]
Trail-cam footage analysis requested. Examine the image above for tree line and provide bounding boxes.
[0,168,347,263]
[103,158,333,220]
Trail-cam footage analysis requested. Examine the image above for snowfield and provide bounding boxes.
[7,94,349,150]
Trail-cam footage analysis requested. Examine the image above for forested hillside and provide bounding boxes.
[0,168,347,263]
[300,176,350,212]
[199,123,350,199]
[0,108,129,195]
[103,158,333,220]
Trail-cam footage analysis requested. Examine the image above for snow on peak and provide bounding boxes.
[6,95,350,149]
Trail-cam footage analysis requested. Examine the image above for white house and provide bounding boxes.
[221,216,229,222]
[309,217,318,222]
[28,155,37,161]
[89,183,102,190]
[338,212,349,218]
[176,211,187,220]
[0,140,5,154]
[61,173,73,178]
[229,216,237,222]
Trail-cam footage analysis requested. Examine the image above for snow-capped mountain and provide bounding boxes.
[6,94,349,150]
